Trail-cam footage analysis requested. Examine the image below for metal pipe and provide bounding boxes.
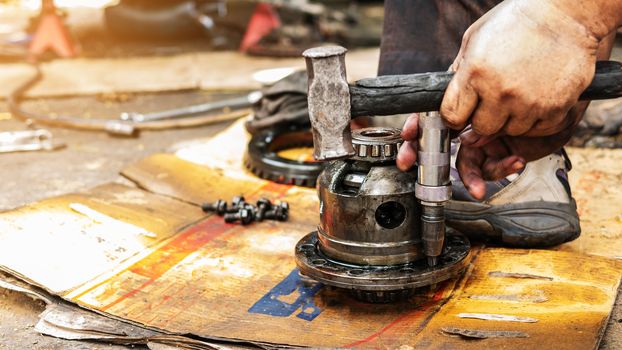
[119,91,262,123]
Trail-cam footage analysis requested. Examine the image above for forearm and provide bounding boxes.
[548,0,622,39]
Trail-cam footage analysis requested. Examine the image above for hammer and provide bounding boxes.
[304,46,622,161]
[303,46,622,266]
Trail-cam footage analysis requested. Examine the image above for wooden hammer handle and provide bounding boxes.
[350,60,622,118]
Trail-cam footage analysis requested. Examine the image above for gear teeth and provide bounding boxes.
[350,289,415,303]
[245,128,323,188]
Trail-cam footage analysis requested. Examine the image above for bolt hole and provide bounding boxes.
[312,259,327,266]
[300,244,315,251]
[375,201,407,229]
[347,269,365,276]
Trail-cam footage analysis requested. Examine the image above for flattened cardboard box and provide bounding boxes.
[0,121,619,349]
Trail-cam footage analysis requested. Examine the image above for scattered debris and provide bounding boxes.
[488,271,554,281]
[202,195,289,225]
[457,313,538,323]
[441,327,529,339]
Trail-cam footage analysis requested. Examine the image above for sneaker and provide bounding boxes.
[446,146,581,248]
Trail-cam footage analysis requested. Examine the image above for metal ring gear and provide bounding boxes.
[244,126,324,187]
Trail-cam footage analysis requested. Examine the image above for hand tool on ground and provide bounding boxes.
[295,45,622,302]
[119,91,262,123]
[8,64,249,136]
[0,129,64,153]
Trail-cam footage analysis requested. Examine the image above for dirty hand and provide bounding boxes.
[397,111,581,200]
[453,131,573,200]
[440,0,619,137]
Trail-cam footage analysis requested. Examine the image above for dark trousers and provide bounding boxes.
[379,0,502,75]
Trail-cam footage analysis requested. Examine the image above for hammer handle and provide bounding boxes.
[350,60,622,118]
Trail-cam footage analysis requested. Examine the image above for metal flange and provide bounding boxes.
[295,231,471,302]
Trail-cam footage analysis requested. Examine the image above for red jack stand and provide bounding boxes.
[239,3,281,53]
[28,0,78,60]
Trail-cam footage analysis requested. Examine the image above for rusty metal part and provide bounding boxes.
[295,232,471,298]
[316,129,421,266]
[119,91,262,123]
[201,199,228,215]
[294,126,471,303]
[303,46,354,161]
[255,198,272,221]
[264,204,289,221]
[203,195,289,225]
[441,327,529,339]
[244,126,324,187]
[224,208,254,225]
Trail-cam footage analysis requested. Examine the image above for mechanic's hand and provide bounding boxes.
[397,110,581,200]
[440,0,602,137]
[397,114,525,200]
[453,131,570,199]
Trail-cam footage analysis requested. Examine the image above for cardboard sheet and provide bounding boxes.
[0,183,204,294]
[0,122,620,349]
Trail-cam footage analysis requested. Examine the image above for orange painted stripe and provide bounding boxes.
[101,216,231,311]
[100,278,156,312]
[97,180,294,311]
[129,215,230,279]
[256,181,292,196]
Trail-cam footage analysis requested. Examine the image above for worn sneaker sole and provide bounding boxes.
[445,199,581,248]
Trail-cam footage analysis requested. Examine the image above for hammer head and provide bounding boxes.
[303,46,355,161]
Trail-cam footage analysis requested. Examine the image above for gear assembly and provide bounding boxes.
[293,45,473,303]
[289,45,622,302]
[295,126,471,303]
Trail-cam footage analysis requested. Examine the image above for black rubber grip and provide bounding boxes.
[350,60,622,117]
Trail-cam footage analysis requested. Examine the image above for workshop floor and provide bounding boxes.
[0,4,621,350]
